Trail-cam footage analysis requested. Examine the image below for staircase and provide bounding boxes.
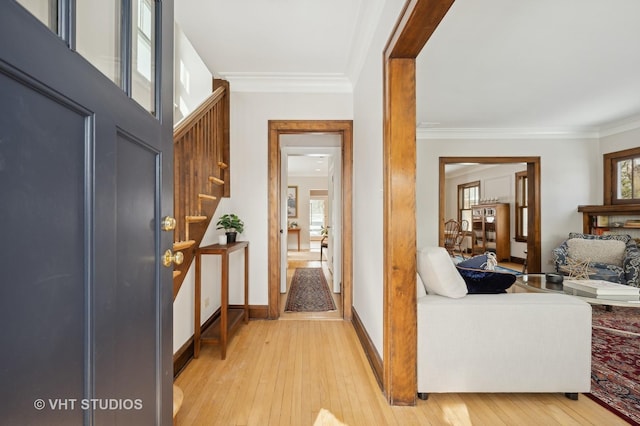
[172,79,230,299]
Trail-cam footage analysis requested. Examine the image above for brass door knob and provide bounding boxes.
[162,249,184,267]
[161,216,177,231]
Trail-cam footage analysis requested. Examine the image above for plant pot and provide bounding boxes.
[226,231,237,243]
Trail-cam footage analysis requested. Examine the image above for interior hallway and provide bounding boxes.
[281,240,343,320]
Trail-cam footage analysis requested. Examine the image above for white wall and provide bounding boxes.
[174,23,214,124]
[417,137,601,271]
[173,91,352,353]
[286,176,328,250]
[351,0,407,357]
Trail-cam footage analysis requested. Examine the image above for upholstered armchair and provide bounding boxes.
[551,232,640,287]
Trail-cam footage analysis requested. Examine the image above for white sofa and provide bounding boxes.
[416,247,592,399]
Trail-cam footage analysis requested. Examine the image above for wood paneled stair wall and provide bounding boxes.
[172,79,230,300]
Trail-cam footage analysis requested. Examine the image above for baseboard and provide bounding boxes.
[248,305,269,319]
[173,305,268,377]
[351,307,383,390]
[510,256,526,265]
[173,337,195,378]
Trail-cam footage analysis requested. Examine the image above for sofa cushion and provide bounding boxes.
[418,247,467,298]
[417,272,427,298]
[566,238,626,267]
[456,266,516,294]
[568,232,630,244]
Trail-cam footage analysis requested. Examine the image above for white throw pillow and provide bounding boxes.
[566,238,626,267]
[417,247,468,298]
[417,272,427,298]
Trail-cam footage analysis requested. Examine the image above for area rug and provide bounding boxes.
[285,268,336,312]
[588,305,640,425]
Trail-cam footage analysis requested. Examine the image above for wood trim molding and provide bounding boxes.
[382,0,453,406]
[383,58,417,406]
[267,120,353,320]
[385,0,455,60]
[438,156,542,273]
[351,308,383,390]
[249,305,269,320]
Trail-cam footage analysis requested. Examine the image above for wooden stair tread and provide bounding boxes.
[185,215,207,222]
[173,240,195,250]
[208,176,224,185]
[198,193,217,200]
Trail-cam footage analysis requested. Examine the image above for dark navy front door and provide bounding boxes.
[0,1,174,424]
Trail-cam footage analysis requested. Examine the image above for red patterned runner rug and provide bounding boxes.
[284,268,336,312]
[588,306,640,425]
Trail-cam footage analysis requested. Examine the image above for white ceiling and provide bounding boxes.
[281,134,340,177]
[175,0,640,133]
[417,0,640,132]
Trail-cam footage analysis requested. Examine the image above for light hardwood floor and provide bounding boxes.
[174,249,624,425]
[174,319,624,425]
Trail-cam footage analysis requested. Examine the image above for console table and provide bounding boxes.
[287,227,301,251]
[194,241,249,360]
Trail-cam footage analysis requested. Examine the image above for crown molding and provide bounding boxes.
[416,126,601,140]
[598,114,640,138]
[216,72,353,93]
[417,113,640,140]
[346,0,386,87]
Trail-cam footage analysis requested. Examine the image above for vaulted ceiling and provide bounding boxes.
[176,0,640,134]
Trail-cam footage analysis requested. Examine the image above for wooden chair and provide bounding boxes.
[320,236,328,261]
[455,219,469,258]
[443,219,460,256]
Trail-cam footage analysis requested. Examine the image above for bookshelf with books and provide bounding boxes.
[578,204,640,241]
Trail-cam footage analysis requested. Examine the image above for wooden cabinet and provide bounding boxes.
[578,204,640,241]
[471,203,510,261]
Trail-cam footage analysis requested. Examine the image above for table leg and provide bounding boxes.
[194,253,202,358]
[244,245,249,324]
[220,252,229,360]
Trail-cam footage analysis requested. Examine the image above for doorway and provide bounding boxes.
[268,120,353,320]
[281,147,342,319]
[439,156,542,273]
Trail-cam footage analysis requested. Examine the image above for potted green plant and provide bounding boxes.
[216,213,245,243]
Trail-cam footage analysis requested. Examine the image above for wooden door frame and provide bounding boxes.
[268,120,353,320]
[438,157,542,273]
[382,0,455,405]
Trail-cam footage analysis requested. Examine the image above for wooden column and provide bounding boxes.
[382,0,455,406]
[383,57,417,405]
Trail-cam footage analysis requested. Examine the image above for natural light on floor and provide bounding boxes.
[313,408,347,426]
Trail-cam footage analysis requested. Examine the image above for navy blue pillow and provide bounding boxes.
[455,265,516,294]
[457,254,490,269]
